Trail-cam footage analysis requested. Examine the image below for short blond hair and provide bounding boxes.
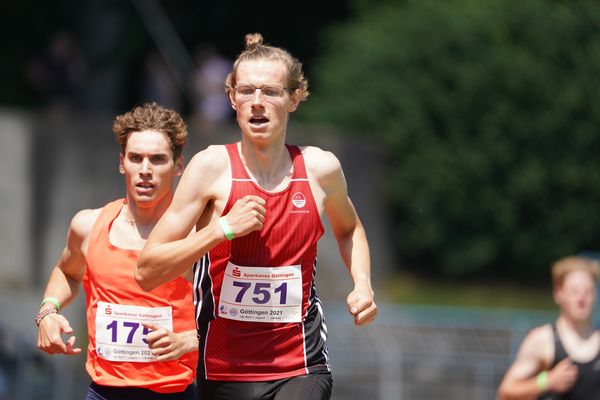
[552,256,600,289]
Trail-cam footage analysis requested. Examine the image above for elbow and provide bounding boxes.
[495,384,510,400]
[134,271,154,292]
[334,226,355,245]
[135,261,157,292]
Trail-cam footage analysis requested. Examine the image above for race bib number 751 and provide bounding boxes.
[219,262,303,323]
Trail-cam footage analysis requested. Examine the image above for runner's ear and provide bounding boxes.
[175,156,184,176]
[288,90,301,113]
[119,153,125,174]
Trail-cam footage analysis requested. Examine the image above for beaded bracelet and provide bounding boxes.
[34,308,58,327]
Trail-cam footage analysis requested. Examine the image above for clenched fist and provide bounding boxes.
[221,195,266,239]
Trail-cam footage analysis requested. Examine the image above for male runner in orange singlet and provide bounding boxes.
[37,102,199,400]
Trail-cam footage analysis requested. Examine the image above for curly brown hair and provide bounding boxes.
[112,102,187,159]
[225,33,309,102]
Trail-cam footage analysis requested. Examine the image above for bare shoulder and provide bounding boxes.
[500,323,554,384]
[518,323,554,362]
[69,208,102,240]
[524,324,553,347]
[187,144,229,177]
[300,145,342,179]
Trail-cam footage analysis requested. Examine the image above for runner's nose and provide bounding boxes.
[140,157,152,174]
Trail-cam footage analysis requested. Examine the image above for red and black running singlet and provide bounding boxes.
[193,143,330,381]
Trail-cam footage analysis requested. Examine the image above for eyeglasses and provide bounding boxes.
[234,84,289,100]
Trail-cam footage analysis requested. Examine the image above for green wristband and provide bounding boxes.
[40,296,61,311]
[536,371,548,391]
[219,217,235,241]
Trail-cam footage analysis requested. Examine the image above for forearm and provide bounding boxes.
[137,221,224,290]
[498,379,541,400]
[42,267,81,310]
[337,223,373,291]
[178,330,199,355]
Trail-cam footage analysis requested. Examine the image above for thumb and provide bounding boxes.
[558,357,574,367]
[347,296,359,315]
[66,336,82,355]
[60,317,74,335]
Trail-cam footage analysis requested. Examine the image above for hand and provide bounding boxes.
[547,358,578,393]
[143,323,198,361]
[347,287,378,326]
[222,195,266,238]
[37,312,81,355]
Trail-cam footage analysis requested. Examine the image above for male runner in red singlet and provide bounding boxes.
[136,33,378,400]
[36,103,202,400]
[498,256,600,400]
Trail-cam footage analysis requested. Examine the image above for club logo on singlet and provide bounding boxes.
[291,192,306,208]
[219,304,239,317]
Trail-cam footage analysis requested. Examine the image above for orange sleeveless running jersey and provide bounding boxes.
[82,199,197,393]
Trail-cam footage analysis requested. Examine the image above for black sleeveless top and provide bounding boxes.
[538,324,600,400]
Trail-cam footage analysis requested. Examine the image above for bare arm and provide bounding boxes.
[497,325,577,400]
[308,147,377,326]
[136,147,266,290]
[37,209,98,355]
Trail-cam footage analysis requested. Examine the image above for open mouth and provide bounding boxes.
[136,182,155,193]
[249,117,269,126]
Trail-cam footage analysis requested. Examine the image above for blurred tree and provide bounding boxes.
[302,0,600,280]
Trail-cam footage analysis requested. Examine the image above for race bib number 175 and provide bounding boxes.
[95,301,173,362]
